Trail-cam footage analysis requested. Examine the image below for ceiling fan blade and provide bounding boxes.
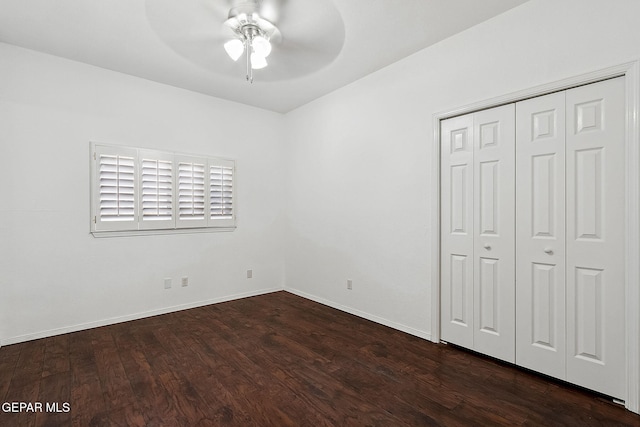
[146,0,226,39]
[257,0,287,25]
[261,43,336,79]
[254,0,344,80]
[198,0,233,18]
[273,0,343,45]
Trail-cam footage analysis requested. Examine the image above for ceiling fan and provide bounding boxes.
[221,1,282,83]
[145,0,345,83]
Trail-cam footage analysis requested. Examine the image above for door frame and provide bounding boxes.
[430,61,640,413]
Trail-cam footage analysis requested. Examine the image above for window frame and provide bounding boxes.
[90,142,236,237]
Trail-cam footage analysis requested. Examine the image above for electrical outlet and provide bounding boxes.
[347,279,352,290]
[164,278,172,289]
[181,277,189,287]
[247,269,253,279]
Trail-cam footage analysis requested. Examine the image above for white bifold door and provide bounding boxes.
[441,77,626,400]
[441,104,515,363]
[516,77,626,399]
[515,91,567,379]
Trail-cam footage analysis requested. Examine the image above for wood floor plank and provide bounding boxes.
[85,402,147,427]
[2,379,40,427]
[41,334,70,378]
[1,291,639,426]
[7,340,45,390]
[91,329,136,412]
[68,329,108,425]
[34,371,72,427]
[0,343,21,401]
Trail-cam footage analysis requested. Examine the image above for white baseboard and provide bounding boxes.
[285,287,432,342]
[1,286,283,346]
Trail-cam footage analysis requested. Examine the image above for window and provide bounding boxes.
[91,143,236,235]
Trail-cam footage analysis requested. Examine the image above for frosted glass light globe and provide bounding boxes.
[250,52,268,69]
[252,36,272,58]
[224,39,244,61]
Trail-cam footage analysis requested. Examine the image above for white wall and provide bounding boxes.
[0,43,286,344]
[283,0,640,339]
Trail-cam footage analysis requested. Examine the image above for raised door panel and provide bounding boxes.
[473,104,515,363]
[515,91,567,380]
[441,114,474,348]
[566,77,626,400]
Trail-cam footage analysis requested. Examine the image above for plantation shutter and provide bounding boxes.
[209,159,235,227]
[139,150,175,230]
[91,143,236,234]
[93,145,138,231]
[176,155,207,228]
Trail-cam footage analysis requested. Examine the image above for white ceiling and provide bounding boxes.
[0,0,528,113]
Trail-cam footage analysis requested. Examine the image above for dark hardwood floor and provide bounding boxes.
[1,291,638,426]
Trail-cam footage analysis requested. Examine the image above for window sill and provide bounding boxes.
[91,226,237,238]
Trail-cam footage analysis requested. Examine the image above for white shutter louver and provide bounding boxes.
[93,144,139,232]
[141,158,173,221]
[210,165,233,219]
[99,154,135,222]
[177,158,207,227]
[138,149,175,230]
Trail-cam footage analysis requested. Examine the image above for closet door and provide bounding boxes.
[441,105,515,363]
[565,77,626,399]
[515,92,567,379]
[473,105,515,363]
[441,114,474,349]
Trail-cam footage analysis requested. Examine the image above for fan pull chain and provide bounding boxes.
[245,36,253,83]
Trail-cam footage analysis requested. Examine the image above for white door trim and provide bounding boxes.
[430,61,640,413]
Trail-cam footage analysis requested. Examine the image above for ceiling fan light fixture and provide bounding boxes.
[224,39,244,61]
[252,36,271,58]
[222,2,281,83]
[250,52,268,69]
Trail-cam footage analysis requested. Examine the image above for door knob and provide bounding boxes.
[483,244,491,250]
[544,247,553,254]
